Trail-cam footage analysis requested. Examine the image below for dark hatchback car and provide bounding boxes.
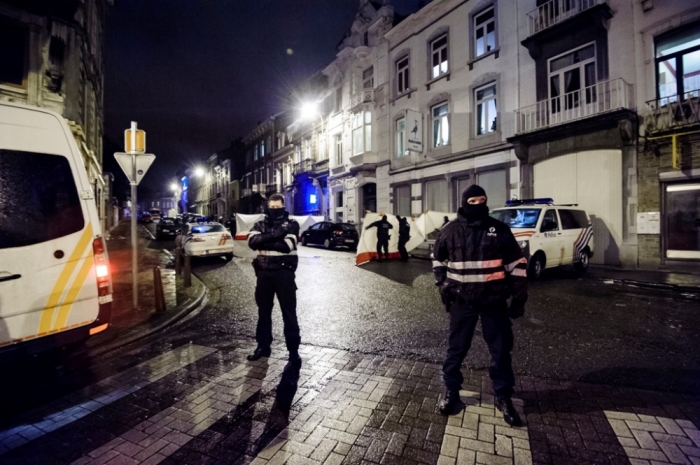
[156,217,181,240]
[300,222,358,250]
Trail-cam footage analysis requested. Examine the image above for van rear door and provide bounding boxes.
[0,105,100,347]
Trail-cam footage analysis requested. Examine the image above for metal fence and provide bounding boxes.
[645,90,700,133]
[527,0,604,36]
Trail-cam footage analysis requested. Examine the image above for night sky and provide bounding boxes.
[103,0,419,195]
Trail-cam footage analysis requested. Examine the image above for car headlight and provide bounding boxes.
[518,240,528,249]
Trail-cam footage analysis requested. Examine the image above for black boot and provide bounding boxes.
[495,397,523,427]
[247,347,271,361]
[439,389,461,416]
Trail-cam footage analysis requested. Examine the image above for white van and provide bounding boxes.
[0,102,112,356]
[490,199,594,279]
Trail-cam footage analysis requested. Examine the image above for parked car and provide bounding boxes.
[150,209,162,221]
[300,222,358,250]
[175,222,233,261]
[490,198,594,279]
[155,217,180,240]
[139,212,153,223]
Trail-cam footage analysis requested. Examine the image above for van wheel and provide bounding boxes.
[324,239,333,249]
[575,249,590,272]
[301,236,308,246]
[528,253,544,280]
[224,253,234,262]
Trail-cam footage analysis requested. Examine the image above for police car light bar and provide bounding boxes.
[505,198,554,206]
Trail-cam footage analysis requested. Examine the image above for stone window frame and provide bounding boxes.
[468,1,500,70]
[426,26,451,89]
[392,182,413,217]
[469,73,501,149]
[0,18,30,90]
[428,92,453,158]
[393,48,413,100]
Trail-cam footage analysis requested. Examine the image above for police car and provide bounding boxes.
[176,222,234,261]
[490,199,594,279]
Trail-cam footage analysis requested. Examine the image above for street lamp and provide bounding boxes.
[300,101,326,158]
[194,167,204,177]
[170,182,178,192]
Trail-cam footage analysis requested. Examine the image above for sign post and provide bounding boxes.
[114,122,154,309]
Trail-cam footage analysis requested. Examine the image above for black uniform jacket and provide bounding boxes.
[432,208,528,307]
[248,212,300,271]
[366,220,393,239]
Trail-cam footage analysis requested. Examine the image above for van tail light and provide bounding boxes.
[192,237,206,242]
[93,237,111,297]
[221,234,231,240]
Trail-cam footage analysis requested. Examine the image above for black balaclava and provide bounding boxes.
[461,184,489,222]
[381,215,388,222]
[266,206,287,222]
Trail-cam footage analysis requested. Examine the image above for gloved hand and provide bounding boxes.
[438,284,453,312]
[508,303,525,319]
[271,225,289,239]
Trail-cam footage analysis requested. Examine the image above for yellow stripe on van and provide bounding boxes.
[53,254,95,330]
[38,225,93,334]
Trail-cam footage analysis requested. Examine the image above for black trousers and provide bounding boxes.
[442,299,515,399]
[376,238,389,259]
[254,269,300,354]
[398,239,409,261]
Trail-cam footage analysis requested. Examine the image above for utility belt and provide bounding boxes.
[252,255,298,273]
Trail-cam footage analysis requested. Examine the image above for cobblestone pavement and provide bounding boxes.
[1,338,698,465]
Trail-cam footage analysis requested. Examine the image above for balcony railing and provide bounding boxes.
[351,88,375,108]
[644,90,700,134]
[313,159,329,172]
[294,158,314,174]
[527,0,604,36]
[515,78,632,134]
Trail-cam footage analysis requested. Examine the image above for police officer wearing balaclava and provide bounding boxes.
[432,185,528,426]
[247,194,302,368]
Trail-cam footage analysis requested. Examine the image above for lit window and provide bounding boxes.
[432,103,449,147]
[475,84,497,135]
[396,118,406,157]
[303,138,311,160]
[352,111,372,155]
[334,134,343,166]
[335,87,343,112]
[655,24,700,102]
[430,35,449,79]
[396,57,410,94]
[474,7,496,58]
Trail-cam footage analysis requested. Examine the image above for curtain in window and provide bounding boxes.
[396,186,411,217]
[426,180,448,212]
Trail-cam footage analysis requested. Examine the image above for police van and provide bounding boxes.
[490,199,594,279]
[0,102,112,356]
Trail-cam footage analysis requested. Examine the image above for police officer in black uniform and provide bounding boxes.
[397,216,411,262]
[365,215,393,262]
[432,185,528,426]
[247,194,302,367]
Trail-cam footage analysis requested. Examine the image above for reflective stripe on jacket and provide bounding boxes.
[432,212,528,306]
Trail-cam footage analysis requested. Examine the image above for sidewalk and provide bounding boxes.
[85,220,207,353]
[410,245,700,297]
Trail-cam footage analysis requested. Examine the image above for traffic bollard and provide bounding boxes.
[153,266,166,312]
[175,247,181,275]
[184,254,191,288]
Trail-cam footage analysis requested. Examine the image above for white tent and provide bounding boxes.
[355,211,456,266]
[234,213,264,240]
[289,215,325,237]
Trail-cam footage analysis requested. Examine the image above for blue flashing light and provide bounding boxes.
[505,198,554,206]
[309,194,317,204]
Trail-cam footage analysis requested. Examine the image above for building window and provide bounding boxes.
[267,136,272,155]
[294,145,301,163]
[352,111,372,155]
[655,24,700,102]
[0,22,28,88]
[303,138,311,160]
[335,87,343,112]
[475,84,497,135]
[261,139,265,157]
[363,66,374,89]
[425,180,448,212]
[430,35,449,79]
[396,56,410,94]
[254,144,259,161]
[432,103,449,147]
[334,134,343,166]
[548,43,596,114]
[396,118,407,157]
[395,185,411,217]
[363,30,369,46]
[474,7,496,58]
[337,191,344,207]
[476,170,506,209]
